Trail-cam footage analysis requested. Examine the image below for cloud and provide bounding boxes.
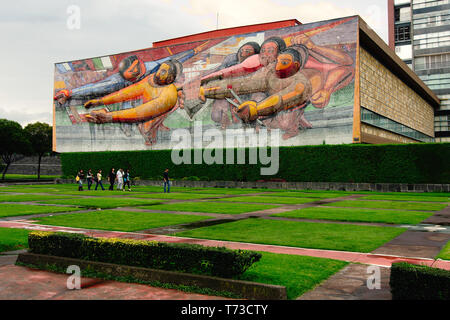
[182,0,387,42]
[0,106,51,126]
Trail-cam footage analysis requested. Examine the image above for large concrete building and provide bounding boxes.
[52,16,439,152]
[388,0,450,142]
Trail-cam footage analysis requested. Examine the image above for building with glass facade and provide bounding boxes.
[388,0,450,142]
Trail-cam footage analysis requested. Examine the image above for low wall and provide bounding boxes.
[17,253,287,300]
[55,178,450,193]
[8,156,62,175]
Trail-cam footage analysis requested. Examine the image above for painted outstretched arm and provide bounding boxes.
[86,84,178,123]
[291,34,353,66]
[84,77,149,108]
[199,68,269,101]
[54,73,128,103]
[200,54,262,85]
[236,76,311,122]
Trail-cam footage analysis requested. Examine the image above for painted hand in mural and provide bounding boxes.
[85,109,113,124]
[54,89,71,104]
[84,99,102,109]
[237,101,258,123]
[291,34,315,49]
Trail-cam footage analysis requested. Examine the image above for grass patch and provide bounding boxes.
[38,197,162,209]
[238,252,348,299]
[34,210,214,232]
[263,192,350,199]
[0,194,72,203]
[272,207,434,225]
[0,227,30,252]
[437,241,450,260]
[324,200,446,211]
[175,219,406,253]
[214,196,316,205]
[359,195,449,203]
[141,202,279,214]
[0,204,82,218]
[129,193,224,200]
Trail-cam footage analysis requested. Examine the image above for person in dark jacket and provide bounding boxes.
[163,168,170,193]
[108,168,116,191]
[86,169,94,190]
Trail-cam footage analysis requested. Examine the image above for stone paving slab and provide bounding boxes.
[0,265,229,300]
[371,231,450,259]
[298,264,392,300]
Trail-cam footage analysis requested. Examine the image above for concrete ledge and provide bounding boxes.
[55,178,450,193]
[16,252,287,300]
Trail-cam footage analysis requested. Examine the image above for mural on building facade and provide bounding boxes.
[53,17,358,152]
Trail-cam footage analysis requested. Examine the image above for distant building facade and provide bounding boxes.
[389,0,450,142]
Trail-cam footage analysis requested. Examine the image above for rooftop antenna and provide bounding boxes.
[216,12,219,30]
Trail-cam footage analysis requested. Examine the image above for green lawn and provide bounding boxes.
[263,192,349,199]
[212,196,316,205]
[34,210,214,232]
[175,219,406,253]
[272,207,434,225]
[0,194,72,202]
[129,193,224,200]
[0,204,82,218]
[437,241,450,260]
[359,195,449,203]
[140,202,279,214]
[38,197,162,209]
[324,200,447,211]
[0,227,30,252]
[238,252,348,299]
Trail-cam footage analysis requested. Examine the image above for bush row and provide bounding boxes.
[60,143,450,184]
[28,231,261,278]
[390,262,450,300]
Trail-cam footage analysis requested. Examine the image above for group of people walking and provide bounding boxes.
[76,168,131,191]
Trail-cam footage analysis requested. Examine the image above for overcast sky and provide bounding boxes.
[0,0,388,126]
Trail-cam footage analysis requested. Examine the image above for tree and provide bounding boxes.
[24,122,52,180]
[0,119,31,180]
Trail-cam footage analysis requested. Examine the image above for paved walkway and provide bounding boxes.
[0,264,228,300]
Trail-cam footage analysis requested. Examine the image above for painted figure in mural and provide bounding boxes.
[199,47,312,137]
[83,60,180,145]
[208,42,261,129]
[53,43,209,105]
[198,33,354,139]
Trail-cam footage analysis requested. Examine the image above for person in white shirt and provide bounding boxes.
[116,168,124,191]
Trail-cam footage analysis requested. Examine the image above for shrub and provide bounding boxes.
[28,231,261,278]
[60,143,450,184]
[390,262,450,300]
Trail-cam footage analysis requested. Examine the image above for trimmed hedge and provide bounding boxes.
[60,143,450,184]
[390,262,450,300]
[28,231,261,278]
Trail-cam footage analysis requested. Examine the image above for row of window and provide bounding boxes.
[360,108,434,142]
[414,39,450,49]
[412,0,449,10]
[415,54,450,70]
[434,114,450,131]
[413,13,450,29]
